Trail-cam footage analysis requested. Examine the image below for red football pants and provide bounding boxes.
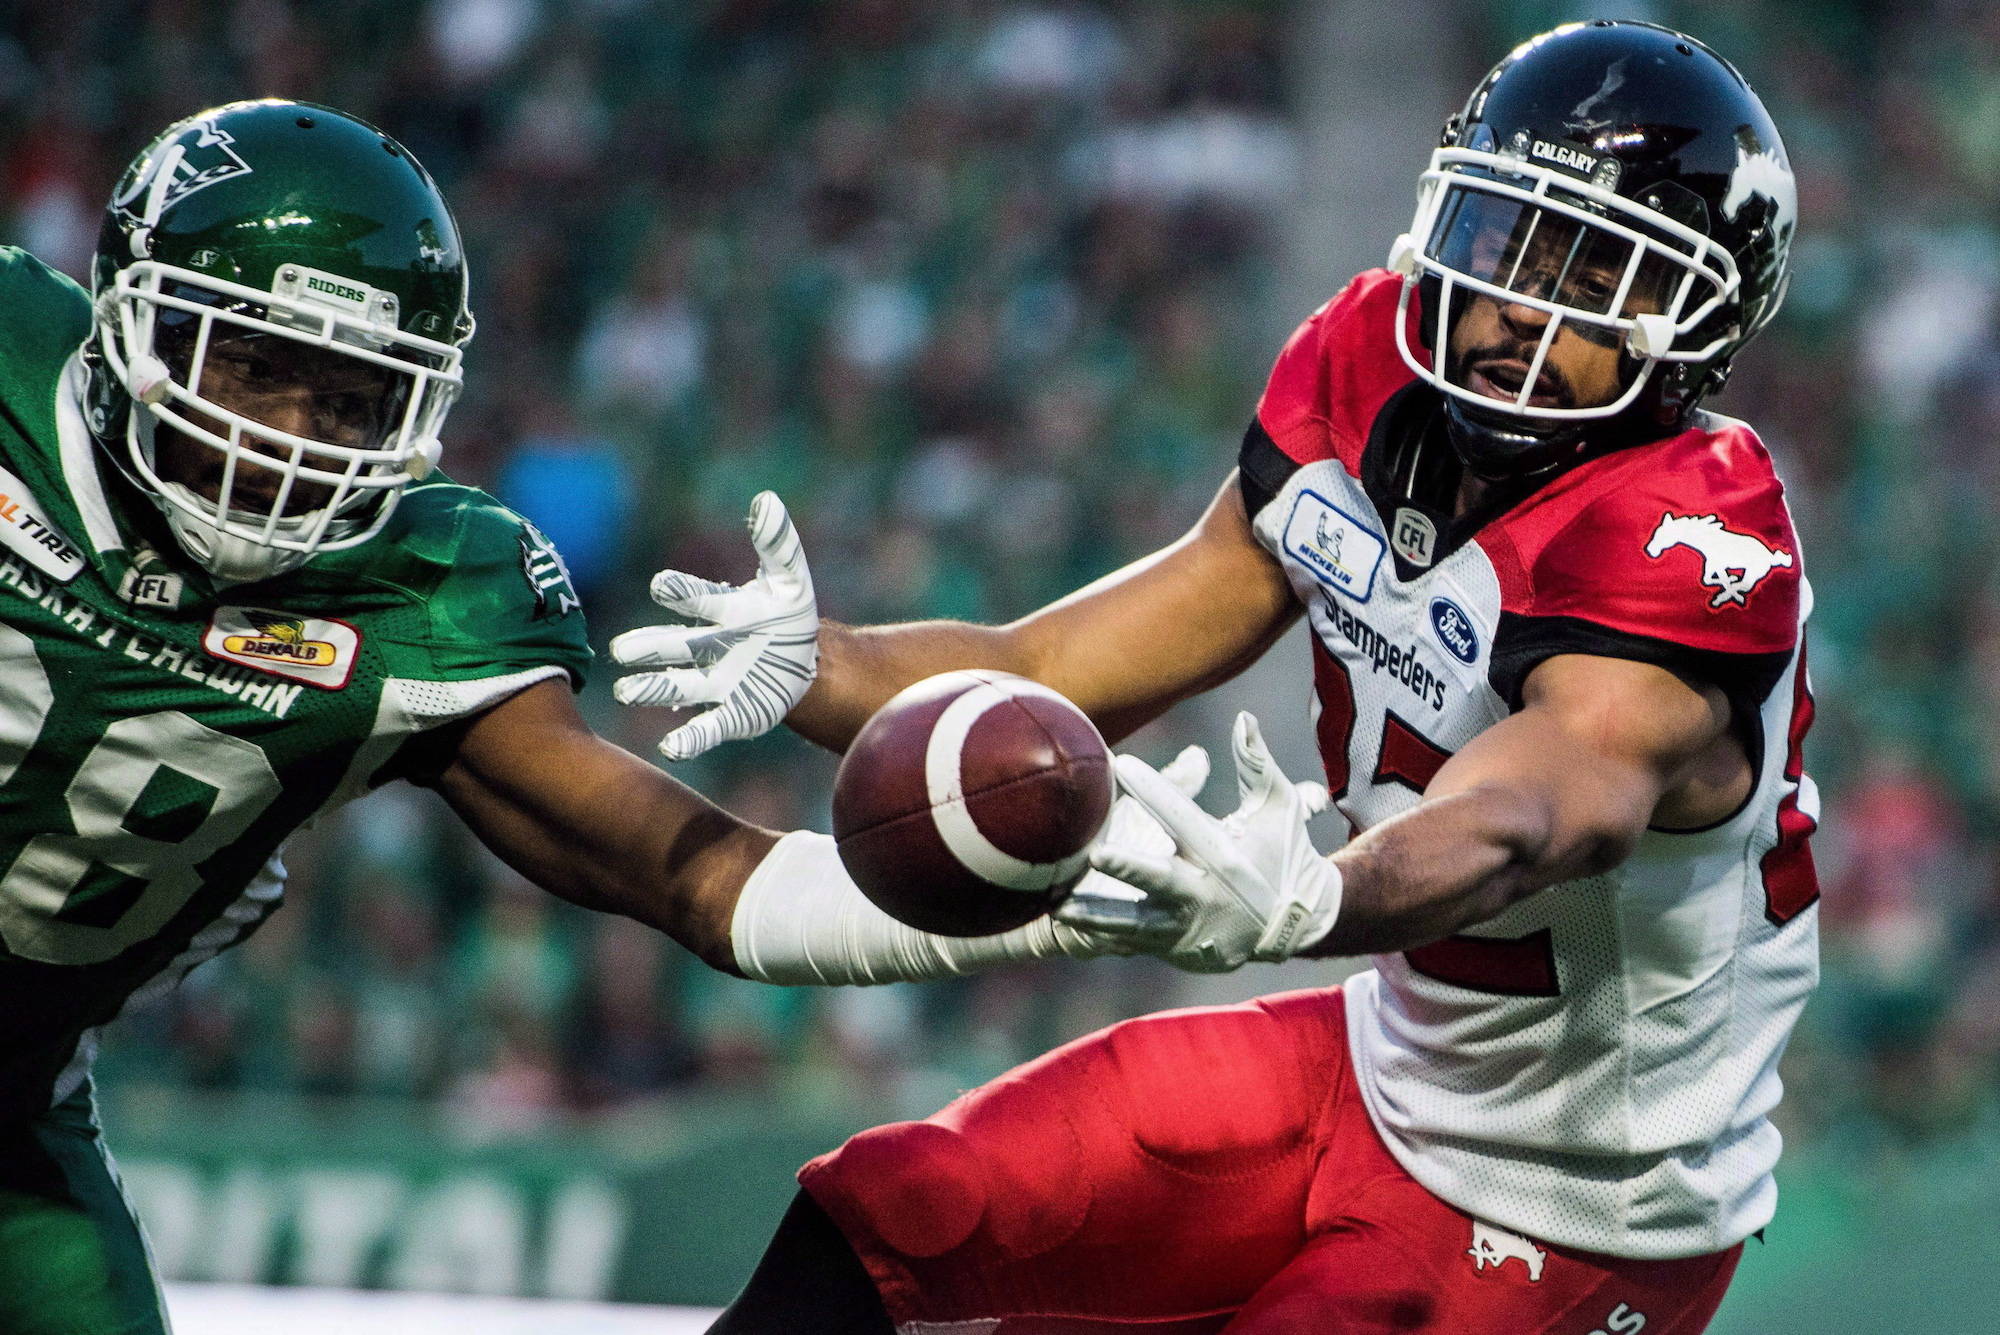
[800,987,1740,1334]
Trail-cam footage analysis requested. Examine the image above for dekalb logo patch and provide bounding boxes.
[1429,598,1480,664]
[203,607,359,690]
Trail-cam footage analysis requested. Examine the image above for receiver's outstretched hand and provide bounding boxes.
[1068,713,1341,972]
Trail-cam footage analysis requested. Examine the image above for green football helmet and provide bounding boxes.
[87,99,475,582]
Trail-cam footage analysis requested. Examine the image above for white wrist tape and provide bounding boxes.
[731,830,1105,985]
[1251,858,1342,962]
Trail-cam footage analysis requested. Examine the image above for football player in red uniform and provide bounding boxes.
[619,21,1816,1334]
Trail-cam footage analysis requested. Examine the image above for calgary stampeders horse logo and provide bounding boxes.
[1645,512,1794,610]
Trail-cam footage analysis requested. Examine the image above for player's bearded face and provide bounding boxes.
[1441,206,1672,414]
[151,330,406,518]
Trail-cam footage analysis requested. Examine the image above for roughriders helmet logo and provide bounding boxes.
[1467,1219,1546,1282]
[1645,512,1794,609]
[111,118,252,225]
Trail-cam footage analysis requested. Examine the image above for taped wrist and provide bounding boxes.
[731,831,1104,985]
[1251,858,1344,961]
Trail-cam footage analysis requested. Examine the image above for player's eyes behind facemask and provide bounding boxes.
[177,329,410,452]
[149,294,425,453]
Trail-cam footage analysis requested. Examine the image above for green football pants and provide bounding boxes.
[0,1081,170,1335]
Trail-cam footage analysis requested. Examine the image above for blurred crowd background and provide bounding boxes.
[2,0,1996,1179]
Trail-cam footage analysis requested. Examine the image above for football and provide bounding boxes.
[832,669,1115,936]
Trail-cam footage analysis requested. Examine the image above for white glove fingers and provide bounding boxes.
[608,624,734,668]
[612,667,724,709]
[1111,753,1209,827]
[1158,744,1211,799]
[1232,711,1279,806]
[659,711,730,762]
[1296,780,1332,817]
[1087,842,1204,907]
[619,497,819,760]
[747,492,812,589]
[649,569,748,622]
[1110,753,1238,871]
[1054,892,1185,943]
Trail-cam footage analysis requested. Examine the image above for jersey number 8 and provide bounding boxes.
[0,625,281,966]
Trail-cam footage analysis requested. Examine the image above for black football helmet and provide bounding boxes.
[1388,20,1796,476]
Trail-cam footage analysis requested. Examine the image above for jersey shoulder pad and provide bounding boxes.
[1480,420,1802,656]
[1253,268,1419,475]
[347,479,592,687]
[0,249,92,470]
[0,247,91,355]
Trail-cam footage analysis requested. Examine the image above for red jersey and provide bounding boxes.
[1242,269,1818,1258]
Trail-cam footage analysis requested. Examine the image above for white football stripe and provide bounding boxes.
[923,678,1097,892]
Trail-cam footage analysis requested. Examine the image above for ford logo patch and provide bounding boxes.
[1429,597,1479,664]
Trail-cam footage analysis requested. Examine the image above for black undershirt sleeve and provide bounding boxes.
[707,1190,892,1334]
[376,713,478,789]
[1489,613,1793,775]
[1238,417,1297,522]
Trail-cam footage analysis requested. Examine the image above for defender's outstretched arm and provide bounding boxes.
[614,476,1299,759]
[425,678,1184,983]
[1308,653,1746,955]
[1086,653,1748,968]
[429,677,772,973]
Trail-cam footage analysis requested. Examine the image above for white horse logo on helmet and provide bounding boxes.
[1645,512,1793,609]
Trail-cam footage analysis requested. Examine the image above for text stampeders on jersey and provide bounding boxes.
[1241,269,1819,1260]
[0,247,590,1126]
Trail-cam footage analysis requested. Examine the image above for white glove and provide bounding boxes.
[610,492,819,761]
[1068,712,1341,972]
[1056,743,1212,951]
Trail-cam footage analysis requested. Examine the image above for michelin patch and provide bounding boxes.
[1283,489,1384,603]
[203,607,360,689]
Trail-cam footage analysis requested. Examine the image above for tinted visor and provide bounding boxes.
[1429,186,1693,323]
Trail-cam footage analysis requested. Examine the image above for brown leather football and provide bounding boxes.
[832,669,1114,936]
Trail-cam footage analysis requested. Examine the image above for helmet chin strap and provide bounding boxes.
[1441,398,1588,480]
[1441,376,1684,483]
[157,484,312,584]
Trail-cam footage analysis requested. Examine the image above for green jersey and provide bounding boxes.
[0,248,591,1124]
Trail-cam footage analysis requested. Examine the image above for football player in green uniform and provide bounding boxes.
[0,99,1140,1333]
